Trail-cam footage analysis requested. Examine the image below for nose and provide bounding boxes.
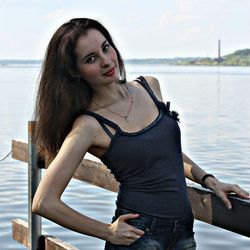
[100,53,111,68]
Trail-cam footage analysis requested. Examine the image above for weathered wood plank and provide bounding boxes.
[187,187,212,224]
[12,219,29,248]
[12,139,28,163]
[211,193,250,237]
[12,219,79,249]
[187,187,250,237]
[74,159,119,193]
[43,236,79,250]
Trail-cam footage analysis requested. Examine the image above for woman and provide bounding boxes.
[32,18,249,249]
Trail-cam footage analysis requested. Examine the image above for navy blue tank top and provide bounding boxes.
[85,76,192,219]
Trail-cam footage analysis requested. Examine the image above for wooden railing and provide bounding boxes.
[11,122,250,249]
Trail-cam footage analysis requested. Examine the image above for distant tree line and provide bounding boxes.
[1,49,250,66]
[174,49,250,66]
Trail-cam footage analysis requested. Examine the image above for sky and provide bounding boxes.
[0,0,249,59]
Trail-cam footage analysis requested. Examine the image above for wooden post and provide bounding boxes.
[28,121,41,250]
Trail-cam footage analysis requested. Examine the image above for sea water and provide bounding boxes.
[0,64,250,249]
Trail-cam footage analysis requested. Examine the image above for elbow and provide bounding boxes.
[32,194,54,216]
[32,196,45,215]
[32,201,40,215]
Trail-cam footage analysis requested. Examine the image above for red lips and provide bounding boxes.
[104,67,115,76]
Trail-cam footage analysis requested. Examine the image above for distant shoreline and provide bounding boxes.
[1,48,250,67]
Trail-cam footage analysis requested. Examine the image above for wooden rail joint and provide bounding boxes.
[12,219,79,250]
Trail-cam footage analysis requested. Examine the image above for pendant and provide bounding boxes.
[124,116,129,122]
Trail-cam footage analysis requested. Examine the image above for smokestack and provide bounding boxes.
[218,39,221,60]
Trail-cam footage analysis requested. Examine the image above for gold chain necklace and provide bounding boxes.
[93,84,134,121]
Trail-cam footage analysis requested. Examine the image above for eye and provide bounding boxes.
[103,43,110,52]
[85,56,96,64]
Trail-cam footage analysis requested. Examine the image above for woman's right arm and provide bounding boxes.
[32,115,144,245]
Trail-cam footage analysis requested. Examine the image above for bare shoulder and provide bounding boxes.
[63,114,100,149]
[144,76,163,101]
[71,114,99,137]
[57,114,100,159]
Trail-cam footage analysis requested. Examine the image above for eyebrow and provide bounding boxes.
[81,40,108,61]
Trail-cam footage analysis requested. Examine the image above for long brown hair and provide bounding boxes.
[34,18,126,158]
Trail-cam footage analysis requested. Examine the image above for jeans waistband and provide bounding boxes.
[114,205,194,233]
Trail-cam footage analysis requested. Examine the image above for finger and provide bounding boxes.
[220,194,232,210]
[231,185,250,198]
[119,213,140,222]
[126,231,141,239]
[124,235,140,246]
[129,227,145,236]
[122,231,141,246]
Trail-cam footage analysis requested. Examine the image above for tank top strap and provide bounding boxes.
[84,110,120,139]
[135,76,161,108]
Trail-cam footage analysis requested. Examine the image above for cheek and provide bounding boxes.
[78,65,99,78]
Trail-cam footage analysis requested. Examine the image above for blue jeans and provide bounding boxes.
[104,206,196,250]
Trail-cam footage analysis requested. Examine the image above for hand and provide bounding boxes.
[106,213,145,246]
[205,177,250,209]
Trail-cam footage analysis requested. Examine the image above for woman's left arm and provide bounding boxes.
[183,152,250,209]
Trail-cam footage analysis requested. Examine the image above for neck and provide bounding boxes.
[92,82,128,107]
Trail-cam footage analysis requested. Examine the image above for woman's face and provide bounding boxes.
[74,28,119,88]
